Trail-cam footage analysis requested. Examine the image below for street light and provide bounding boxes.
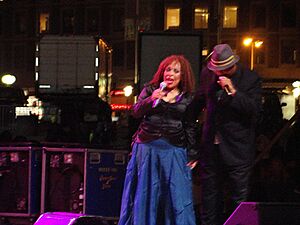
[1,74,16,86]
[123,85,133,111]
[292,81,300,99]
[292,80,300,111]
[123,85,133,97]
[243,37,263,70]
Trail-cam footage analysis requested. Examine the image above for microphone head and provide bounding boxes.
[160,82,167,89]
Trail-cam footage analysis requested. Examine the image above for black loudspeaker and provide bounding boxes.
[224,202,300,225]
[138,32,203,92]
[34,212,110,225]
[0,144,42,217]
[40,146,127,218]
[40,147,86,214]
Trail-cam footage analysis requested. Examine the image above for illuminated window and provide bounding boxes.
[223,6,237,28]
[39,13,49,33]
[194,7,208,29]
[165,7,180,30]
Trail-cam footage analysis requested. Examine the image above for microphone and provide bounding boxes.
[152,81,167,108]
[218,76,232,96]
[224,85,232,95]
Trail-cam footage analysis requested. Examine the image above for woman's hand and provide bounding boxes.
[151,88,167,101]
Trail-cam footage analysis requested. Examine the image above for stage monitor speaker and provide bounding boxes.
[0,144,42,217]
[85,148,128,217]
[224,202,300,225]
[34,212,109,225]
[138,32,203,92]
[41,147,86,214]
[41,146,128,218]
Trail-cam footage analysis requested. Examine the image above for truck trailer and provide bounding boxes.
[35,35,112,100]
[32,35,113,145]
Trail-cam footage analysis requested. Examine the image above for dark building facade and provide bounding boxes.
[0,0,126,94]
[125,0,300,89]
[0,0,299,96]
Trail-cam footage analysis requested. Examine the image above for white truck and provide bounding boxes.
[35,35,112,99]
[32,35,113,144]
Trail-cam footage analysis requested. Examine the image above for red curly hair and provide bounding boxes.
[149,55,195,93]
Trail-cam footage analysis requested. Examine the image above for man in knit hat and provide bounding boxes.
[192,44,263,225]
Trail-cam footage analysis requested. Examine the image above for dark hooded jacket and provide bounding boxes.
[193,64,263,165]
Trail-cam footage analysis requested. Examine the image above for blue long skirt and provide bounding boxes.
[118,138,196,225]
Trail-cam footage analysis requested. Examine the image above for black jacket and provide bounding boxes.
[193,64,263,165]
[131,84,198,160]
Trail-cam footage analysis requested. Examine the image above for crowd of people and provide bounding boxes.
[117,44,299,225]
